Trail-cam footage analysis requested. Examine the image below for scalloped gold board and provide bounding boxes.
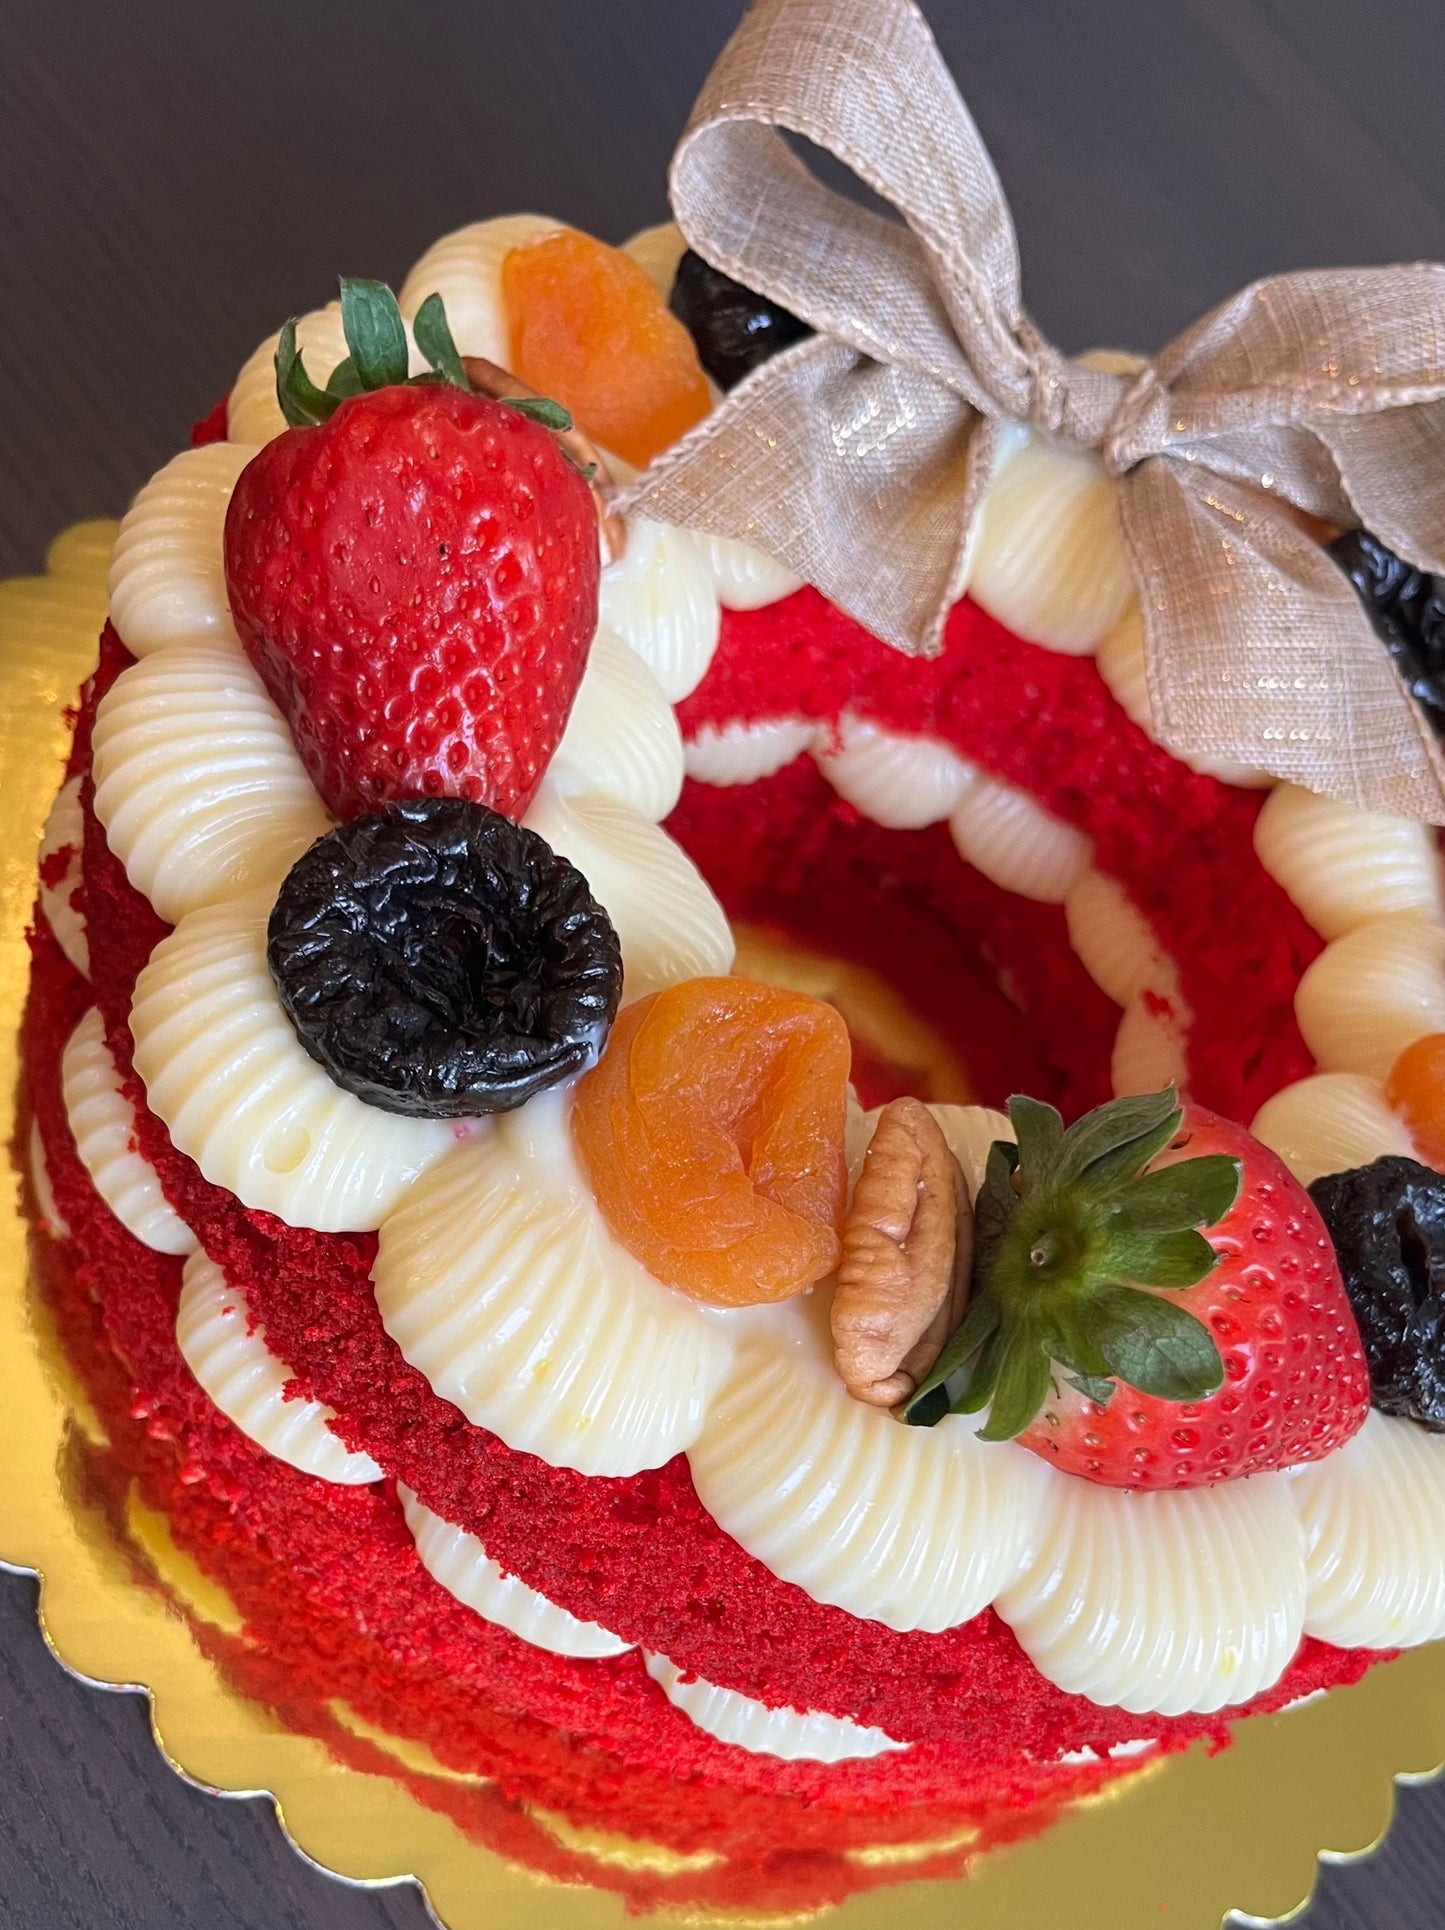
[2,522,1444,1928]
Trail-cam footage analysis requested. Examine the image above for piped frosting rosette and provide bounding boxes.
[64,211,1445,1754]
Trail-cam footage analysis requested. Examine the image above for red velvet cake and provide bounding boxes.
[18,9,1445,1912]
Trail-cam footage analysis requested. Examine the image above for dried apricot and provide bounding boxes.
[1386,1033,1445,1169]
[572,977,851,1305]
[502,229,712,470]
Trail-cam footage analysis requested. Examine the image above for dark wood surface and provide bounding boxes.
[2,1,1443,1923]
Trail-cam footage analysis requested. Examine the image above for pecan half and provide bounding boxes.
[832,1096,973,1408]
[462,354,626,565]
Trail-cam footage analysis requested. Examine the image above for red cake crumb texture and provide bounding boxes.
[21,920,1137,1920]
[19,590,1373,1806]
[677,588,1323,1124]
[21,901,1381,1916]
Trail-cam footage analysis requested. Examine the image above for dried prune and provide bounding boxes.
[1329,529,1445,739]
[268,798,622,1118]
[668,248,811,390]
[1309,1155,1445,1429]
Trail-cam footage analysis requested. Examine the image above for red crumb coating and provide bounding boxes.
[60,621,1380,1778]
[668,755,1118,1119]
[678,589,1323,1124]
[21,913,1158,1863]
[190,396,230,447]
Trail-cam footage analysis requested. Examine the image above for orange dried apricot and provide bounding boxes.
[502,229,712,470]
[1386,1032,1445,1169]
[572,977,851,1306]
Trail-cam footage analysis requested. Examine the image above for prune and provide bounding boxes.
[268,798,622,1118]
[1309,1155,1445,1429]
[1329,529,1445,739]
[668,248,811,390]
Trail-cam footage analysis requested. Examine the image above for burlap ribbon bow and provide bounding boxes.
[624,0,1445,822]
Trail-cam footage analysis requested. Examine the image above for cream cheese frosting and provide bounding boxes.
[947,768,1093,904]
[398,213,562,367]
[92,639,331,924]
[63,1007,196,1257]
[597,513,721,703]
[992,1470,1307,1717]
[177,1251,383,1484]
[398,1484,633,1658]
[1291,1410,1445,1650]
[74,211,1445,1728]
[27,1118,70,1241]
[106,441,254,658]
[684,717,817,786]
[228,301,427,447]
[814,717,976,830]
[37,773,89,978]
[1254,782,1444,940]
[967,430,1134,655]
[522,785,735,1001]
[694,529,803,611]
[1109,992,1192,1101]
[686,1319,1052,1633]
[373,1091,734,1478]
[1063,869,1177,1011]
[129,893,456,1231]
[1251,1074,1418,1188]
[1295,915,1445,1081]
[546,625,685,822]
[643,1653,909,1762]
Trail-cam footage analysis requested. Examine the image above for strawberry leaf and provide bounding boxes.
[505,395,575,433]
[272,283,480,428]
[275,321,338,428]
[1064,1372,1115,1406]
[1091,1287,1224,1401]
[340,277,410,390]
[1098,1225,1219,1289]
[412,292,469,389]
[972,1138,1020,1282]
[902,1292,1000,1422]
[978,1334,1053,1440]
[1079,1108,1186,1197]
[904,1382,951,1427]
[1008,1094,1064,1192]
[1051,1087,1181,1192]
[1110,1154,1242,1234]
[955,1318,1009,1414]
[897,1090,1239,1438]
[325,356,365,399]
[1043,1306,1113,1381]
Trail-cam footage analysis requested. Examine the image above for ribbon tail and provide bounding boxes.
[1118,460,1445,823]
[1317,403,1445,574]
[621,334,991,658]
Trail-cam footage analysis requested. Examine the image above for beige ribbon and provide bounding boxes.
[623,0,1445,822]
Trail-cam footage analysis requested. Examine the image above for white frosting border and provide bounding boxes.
[74,212,1445,1727]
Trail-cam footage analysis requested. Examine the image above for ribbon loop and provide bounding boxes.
[624,0,1445,821]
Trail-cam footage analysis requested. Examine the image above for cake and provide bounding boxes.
[17,2,1445,1916]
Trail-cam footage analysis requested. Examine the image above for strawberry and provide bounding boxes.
[906,1088,1370,1488]
[224,279,599,822]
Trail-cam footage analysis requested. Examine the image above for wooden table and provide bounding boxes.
[1,1,1441,1923]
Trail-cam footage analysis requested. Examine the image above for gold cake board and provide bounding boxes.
[1,522,1443,1929]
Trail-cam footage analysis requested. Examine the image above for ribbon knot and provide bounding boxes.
[623,0,1445,821]
[1016,328,1129,453]
[1098,365,1171,478]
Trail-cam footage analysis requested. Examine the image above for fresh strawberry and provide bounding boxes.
[224,279,599,822]
[906,1088,1370,1488]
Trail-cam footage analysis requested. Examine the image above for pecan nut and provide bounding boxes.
[831,1096,973,1408]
